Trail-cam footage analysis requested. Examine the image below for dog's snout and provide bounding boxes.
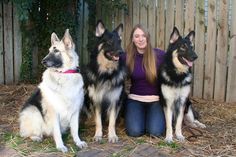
[192,53,198,60]
[41,56,51,67]
[41,58,47,65]
[117,50,124,55]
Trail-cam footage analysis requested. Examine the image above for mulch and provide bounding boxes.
[0,84,236,156]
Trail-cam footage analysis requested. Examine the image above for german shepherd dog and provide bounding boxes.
[159,27,205,143]
[82,20,126,143]
[19,29,87,152]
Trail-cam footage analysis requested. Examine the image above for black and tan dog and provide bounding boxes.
[159,27,206,143]
[82,20,126,143]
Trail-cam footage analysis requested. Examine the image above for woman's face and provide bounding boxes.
[132,28,147,53]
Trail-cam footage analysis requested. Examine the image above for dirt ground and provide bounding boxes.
[0,84,236,157]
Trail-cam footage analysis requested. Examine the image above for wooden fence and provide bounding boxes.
[1,0,236,103]
[0,2,22,84]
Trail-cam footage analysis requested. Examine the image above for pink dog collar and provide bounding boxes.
[63,69,78,73]
[61,67,80,73]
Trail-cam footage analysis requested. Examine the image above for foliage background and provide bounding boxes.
[10,0,127,83]
[10,0,79,83]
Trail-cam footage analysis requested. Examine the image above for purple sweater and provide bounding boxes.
[122,48,165,96]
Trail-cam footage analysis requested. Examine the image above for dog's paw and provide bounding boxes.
[164,136,173,143]
[76,140,88,149]
[108,135,118,143]
[176,134,185,142]
[57,145,68,153]
[93,135,102,142]
[197,122,206,128]
[30,136,42,142]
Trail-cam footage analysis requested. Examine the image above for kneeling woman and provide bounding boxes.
[122,24,165,137]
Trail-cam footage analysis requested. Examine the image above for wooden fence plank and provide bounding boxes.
[83,2,89,65]
[3,2,14,84]
[13,5,22,83]
[0,2,4,84]
[156,0,165,50]
[175,0,184,34]
[120,10,125,49]
[124,0,133,48]
[226,0,236,102]
[148,0,156,47]
[116,9,125,49]
[165,0,175,49]
[79,0,89,65]
[214,0,228,102]
[75,1,80,65]
[193,0,205,98]
[96,0,102,21]
[140,0,148,29]
[203,0,217,100]
[78,0,84,65]
[114,9,120,28]
[184,0,195,35]
[101,5,112,30]
[132,0,139,26]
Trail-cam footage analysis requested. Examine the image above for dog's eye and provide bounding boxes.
[180,45,185,51]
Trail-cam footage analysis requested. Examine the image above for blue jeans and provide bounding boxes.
[125,99,166,137]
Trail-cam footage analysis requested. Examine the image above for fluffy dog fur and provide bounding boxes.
[82,20,126,143]
[159,27,206,143]
[19,29,87,152]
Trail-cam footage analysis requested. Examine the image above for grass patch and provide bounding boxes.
[157,141,181,149]
[135,138,146,145]
[1,131,80,156]
[2,132,31,156]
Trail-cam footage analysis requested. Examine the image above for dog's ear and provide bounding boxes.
[186,31,195,45]
[62,29,74,50]
[96,20,106,37]
[170,27,180,43]
[114,23,123,39]
[51,33,60,45]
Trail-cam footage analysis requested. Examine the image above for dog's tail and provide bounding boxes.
[185,98,200,119]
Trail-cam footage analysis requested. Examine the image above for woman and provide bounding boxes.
[123,24,166,137]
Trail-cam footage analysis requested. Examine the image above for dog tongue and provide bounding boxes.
[112,55,119,61]
[183,57,193,67]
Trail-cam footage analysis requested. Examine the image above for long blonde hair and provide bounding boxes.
[126,24,157,84]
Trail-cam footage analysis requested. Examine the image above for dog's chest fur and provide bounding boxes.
[160,69,192,86]
[39,70,84,129]
[160,68,192,103]
[161,84,190,104]
[87,71,124,104]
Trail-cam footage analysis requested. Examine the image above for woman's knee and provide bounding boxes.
[125,99,145,137]
[147,126,165,137]
[126,127,145,137]
[146,119,166,137]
